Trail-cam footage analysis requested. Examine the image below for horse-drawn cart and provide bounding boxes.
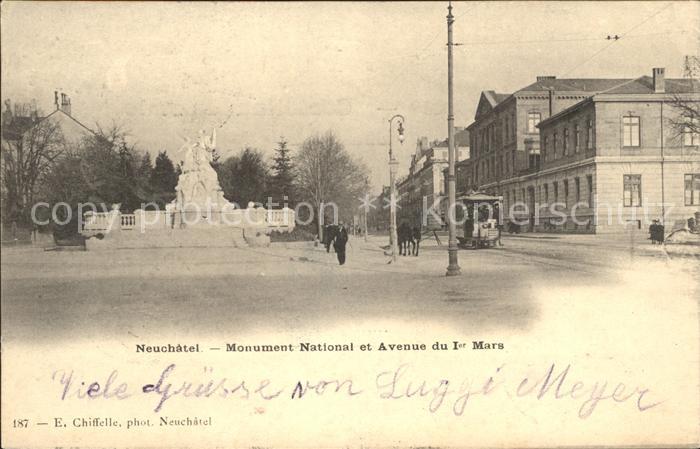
[455,191,503,249]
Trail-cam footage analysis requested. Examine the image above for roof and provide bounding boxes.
[41,108,94,135]
[517,78,631,93]
[457,191,503,202]
[474,91,512,120]
[483,90,510,106]
[597,76,700,95]
[539,76,700,127]
[2,108,93,142]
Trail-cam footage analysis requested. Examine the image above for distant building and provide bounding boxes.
[397,129,469,228]
[2,91,92,147]
[367,185,391,231]
[456,68,700,233]
[1,92,93,227]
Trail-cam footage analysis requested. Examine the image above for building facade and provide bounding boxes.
[396,130,469,229]
[457,69,700,233]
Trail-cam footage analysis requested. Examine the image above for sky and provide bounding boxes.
[2,1,698,192]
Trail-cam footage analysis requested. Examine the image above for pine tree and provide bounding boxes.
[218,147,269,207]
[115,142,142,212]
[136,152,154,201]
[150,151,178,207]
[269,138,295,206]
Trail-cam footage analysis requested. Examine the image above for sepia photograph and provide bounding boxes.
[1,1,699,447]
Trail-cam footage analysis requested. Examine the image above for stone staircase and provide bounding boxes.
[85,226,253,250]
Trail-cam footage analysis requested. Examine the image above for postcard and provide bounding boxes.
[2,1,699,448]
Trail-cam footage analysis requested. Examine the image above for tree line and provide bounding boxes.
[2,106,370,236]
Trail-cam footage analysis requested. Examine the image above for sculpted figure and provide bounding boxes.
[174,128,228,209]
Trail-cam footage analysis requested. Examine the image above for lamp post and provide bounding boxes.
[388,114,405,263]
[446,1,461,276]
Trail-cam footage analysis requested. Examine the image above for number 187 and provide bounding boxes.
[13,419,29,428]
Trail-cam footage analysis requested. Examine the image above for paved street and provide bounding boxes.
[2,233,697,344]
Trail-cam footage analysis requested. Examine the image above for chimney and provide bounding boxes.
[537,75,556,82]
[54,91,60,110]
[652,67,665,93]
[60,93,71,116]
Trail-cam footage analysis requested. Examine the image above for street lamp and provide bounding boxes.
[388,114,405,263]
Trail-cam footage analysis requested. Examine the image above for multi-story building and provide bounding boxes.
[396,130,469,228]
[466,77,628,193]
[459,68,700,233]
[367,185,390,231]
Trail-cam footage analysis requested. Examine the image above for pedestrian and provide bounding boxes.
[322,224,331,252]
[649,219,664,244]
[655,220,665,244]
[333,223,349,265]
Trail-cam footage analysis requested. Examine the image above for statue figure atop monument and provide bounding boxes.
[174,128,230,211]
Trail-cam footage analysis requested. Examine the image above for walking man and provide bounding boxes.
[333,223,349,265]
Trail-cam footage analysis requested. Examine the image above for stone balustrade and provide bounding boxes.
[82,207,295,234]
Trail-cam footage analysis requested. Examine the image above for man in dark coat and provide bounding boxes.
[333,223,349,265]
[649,220,658,244]
[649,219,664,244]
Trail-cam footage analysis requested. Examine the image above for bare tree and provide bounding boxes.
[1,117,66,225]
[294,131,369,239]
[667,94,700,139]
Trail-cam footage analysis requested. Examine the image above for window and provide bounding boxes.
[683,116,699,146]
[587,175,593,208]
[563,128,569,155]
[553,132,558,158]
[574,124,580,152]
[512,151,516,171]
[587,118,594,149]
[544,184,549,203]
[553,182,559,202]
[543,136,549,161]
[504,116,509,142]
[623,175,642,207]
[622,115,640,147]
[527,112,541,133]
[575,177,581,203]
[685,174,700,206]
[563,180,569,206]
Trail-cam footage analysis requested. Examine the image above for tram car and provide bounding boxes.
[455,191,503,249]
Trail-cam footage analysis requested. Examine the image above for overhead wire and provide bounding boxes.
[560,2,676,77]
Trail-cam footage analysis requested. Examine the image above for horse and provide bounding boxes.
[411,226,422,256]
[323,224,339,253]
[397,222,414,256]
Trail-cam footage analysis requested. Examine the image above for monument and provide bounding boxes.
[82,129,294,249]
[169,129,231,222]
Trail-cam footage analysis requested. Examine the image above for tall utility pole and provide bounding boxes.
[446,1,461,276]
